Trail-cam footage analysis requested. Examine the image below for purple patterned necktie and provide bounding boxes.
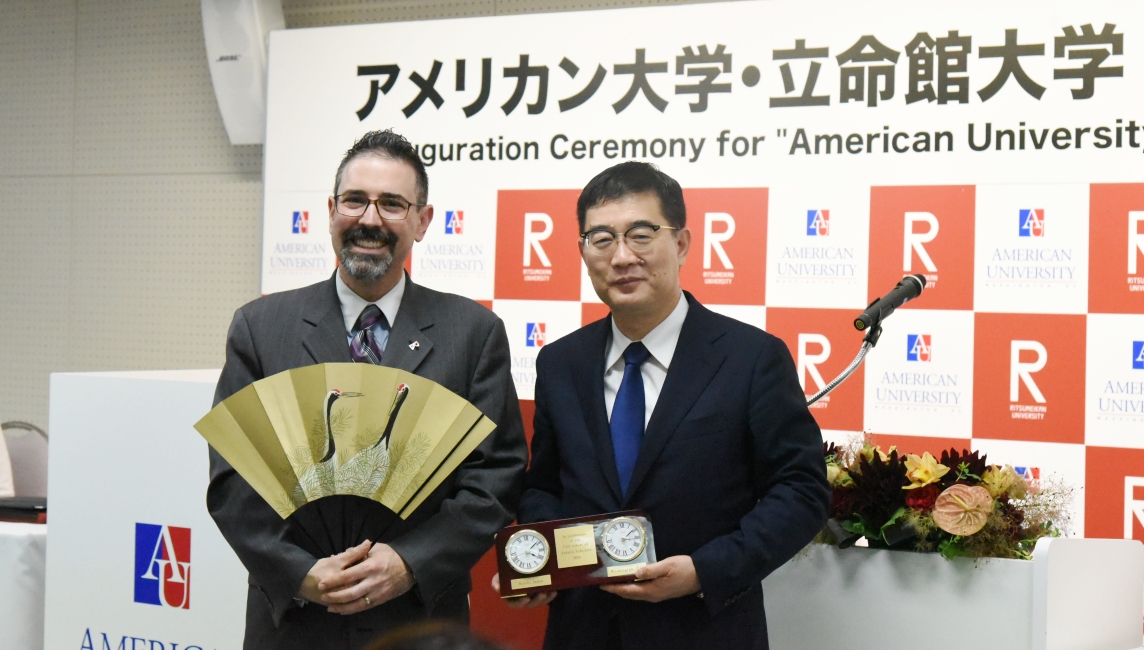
[349,304,389,365]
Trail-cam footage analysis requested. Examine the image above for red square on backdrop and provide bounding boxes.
[972,313,1085,444]
[581,302,610,326]
[1085,446,1144,541]
[1089,183,1144,314]
[766,307,864,431]
[679,188,767,305]
[494,190,582,301]
[869,186,975,311]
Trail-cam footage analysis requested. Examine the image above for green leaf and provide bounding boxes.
[938,536,969,560]
[839,518,869,537]
[878,507,908,537]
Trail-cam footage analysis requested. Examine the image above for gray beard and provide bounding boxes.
[339,247,393,283]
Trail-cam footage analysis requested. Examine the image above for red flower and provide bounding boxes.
[831,486,857,519]
[905,483,940,512]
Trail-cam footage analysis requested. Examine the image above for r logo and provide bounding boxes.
[703,212,736,270]
[523,213,553,267]
[797,333,831,394]
[1088,185,1144,313]
[494,190,579,301]
[973,313,1083,444]
[903,212,939,273]
[1129,211,1144,274]
[1010,340,1048,403]
[679,188,766,305]
[1125,477,1144,539]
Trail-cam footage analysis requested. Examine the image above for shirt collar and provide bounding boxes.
[335,271,405,334]
[606,292,689,370]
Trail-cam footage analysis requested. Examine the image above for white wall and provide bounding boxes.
[0,0,732,433]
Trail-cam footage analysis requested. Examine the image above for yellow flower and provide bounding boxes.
[826,464,854,487]
[982,465,1027,499]
[860,444,897,463]
[903,452,949,490]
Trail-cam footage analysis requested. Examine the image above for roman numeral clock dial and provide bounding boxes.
[505,530,550,575]
[602,517,646,562]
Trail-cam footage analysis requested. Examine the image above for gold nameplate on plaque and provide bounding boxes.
[554,525,598,569]
[607,563,645,578]
[511,574,552,590]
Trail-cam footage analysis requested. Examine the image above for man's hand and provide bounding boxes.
[322,543,415,615]
[490,573,557,609]
[297,541,371,604]
[600,555,701,603]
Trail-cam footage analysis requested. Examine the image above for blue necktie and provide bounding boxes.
[611,342,650,497]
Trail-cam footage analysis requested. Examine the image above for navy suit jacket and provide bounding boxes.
[519,293,830,650]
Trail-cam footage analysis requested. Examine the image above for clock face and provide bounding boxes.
[602,517,646,562]
[505,530,550,575]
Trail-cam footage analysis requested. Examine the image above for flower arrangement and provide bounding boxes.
[819,437,1074,560]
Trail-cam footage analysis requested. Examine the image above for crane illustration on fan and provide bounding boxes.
[194,363,496,558]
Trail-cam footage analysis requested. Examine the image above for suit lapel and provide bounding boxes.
[302,277,354,364]
[623,295,726,506]
[380,276,434,373]
[576,318,624,506]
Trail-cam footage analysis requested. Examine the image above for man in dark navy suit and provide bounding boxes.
[497,162,830,649]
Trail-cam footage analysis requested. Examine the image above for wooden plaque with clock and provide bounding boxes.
[495,510,657,598]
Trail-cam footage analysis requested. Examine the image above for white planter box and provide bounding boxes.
[762,538,1144,650]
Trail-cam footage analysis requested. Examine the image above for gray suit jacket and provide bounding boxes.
[207,274,527,650]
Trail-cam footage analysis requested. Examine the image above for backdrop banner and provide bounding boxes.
[262,0,1144,547]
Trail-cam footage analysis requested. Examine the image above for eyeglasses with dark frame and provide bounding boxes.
[334,192,426,221]
[580,224,680,255]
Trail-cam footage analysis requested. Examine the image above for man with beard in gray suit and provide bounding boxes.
[208,130,528,650]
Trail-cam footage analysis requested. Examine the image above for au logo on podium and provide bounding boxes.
[134,523,191,609]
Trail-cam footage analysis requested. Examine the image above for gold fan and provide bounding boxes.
[195,363,496,555]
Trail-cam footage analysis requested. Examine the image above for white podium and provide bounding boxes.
[44,370,247,650]
[763,539,1144,650]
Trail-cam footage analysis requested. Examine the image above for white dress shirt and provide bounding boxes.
[604,292,689,426]
[335,271,405,342]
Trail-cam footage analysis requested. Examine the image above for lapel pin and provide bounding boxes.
[409,341,420,351]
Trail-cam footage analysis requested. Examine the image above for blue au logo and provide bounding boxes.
[134,523,191,609]
[1133,341,1144,370]
[292,211,309,234]
[1018,209,1044,238]
[906,334,932,362]
[445,210,464,234]
[526,322,546,347]
[806,210,829,236]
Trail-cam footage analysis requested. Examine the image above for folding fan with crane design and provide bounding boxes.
[194,363,496,557]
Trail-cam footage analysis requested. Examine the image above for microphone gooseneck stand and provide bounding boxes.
[806,324,882,406]
[808,274,926,406]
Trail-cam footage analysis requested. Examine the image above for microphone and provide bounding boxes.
[854,275,926,331]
